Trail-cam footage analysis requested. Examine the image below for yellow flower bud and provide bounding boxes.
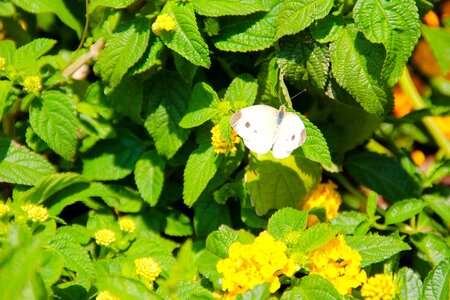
[135,257,162,281]
[152,14,176,36]
[119,217,136,233]
[95,229,116,246]
[23,75,42,93]
[21,204,49,222]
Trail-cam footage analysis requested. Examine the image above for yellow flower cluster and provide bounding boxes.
[217,231,298,298]
[23,75,42,93]
[119,217,136,233]
[0,202,10,217]
[0,56,6,70]
[95,229,116,246]
[210,124,241,154]
[135,257,162,282]
[302,181,342,226]
[361,273,396,300]
[151,14,176,36]
[96,290,121,300]
[21,204,49,222]
[308,234,366,295]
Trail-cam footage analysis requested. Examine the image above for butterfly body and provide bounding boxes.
[230,105,306,159]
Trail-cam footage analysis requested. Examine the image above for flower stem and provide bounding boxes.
[398,67,450,157]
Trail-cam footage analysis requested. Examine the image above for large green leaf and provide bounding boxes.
[88,0,138,12]
[385,199,427,225]
[354,0,420,86]
[422,258,449,300]
[395,267,422,300]
[134,150,165,207]
[179,82,219,128]
[192,0,268,16]
[267,208,308,241]
[13,38,56,69]
[224,73,258,107]
[30,91,78,161]
[411,233,450,267]
[421,25,450,74]
[159,1,210,68]
[0,139,55,185]
[330,25,392,116]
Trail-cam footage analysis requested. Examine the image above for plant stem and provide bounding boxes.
[398,67,450,157]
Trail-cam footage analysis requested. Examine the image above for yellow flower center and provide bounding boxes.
[0,202,11,217]
[96,290,121,300]
[302,181,342,226]
[21,204,49,222]
[210,124,241,155]
[361,273,396,300]
[135,257,162,281]
[151,14,176,36]
[23,75,42,93]
[95,229,116,246]
[119,217,136,233]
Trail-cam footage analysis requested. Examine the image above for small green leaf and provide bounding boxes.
[395,267,422,300]
[192,0,268,17]
[130,36,164,75]
[97,276,159,300]
[385,199,427,225]
[426,160,450,186]
[411,233,450,267]
[134,150,165,207]
[94,18,151,89]
[183,145,221,206]
[329,211,368,235]
[0,80,12,121]
[422,25,450,74]
[206,226,254,258]
[13,38,56,69]
[99,183,144,213]
[159,1,210,68]
[0,139,55,185]
[88,0,138,12]
[164,210,193,237]
[346,234,410,267]
[275,0,333,40]
[267,208,308,241]
[224,73,258,107]
[30,91,78,160]
[237,283,271,300]
[179,82,219,128]
[423,193,450,228]
[422,258,450,300]
[281,274,340,299]
[294,223,338,253]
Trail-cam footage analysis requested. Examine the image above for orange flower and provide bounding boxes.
[422,11,440,27]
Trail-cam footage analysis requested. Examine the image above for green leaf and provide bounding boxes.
[0,80,12,121]
[88,0,138,12]
[237,283,271,300]
[194,199,231,238]
[106,76,143,123]
[395,267,422,300]
[164,210,193,237]
[330,24,392,116]
[94,18,151,89]
[345,234,410,267]
[422,25,450,74]
[174,53,198,85]
[411,233,450,267]
[0,2,15,16]
[99,183,144,213]
[246,154,321,215]
[310,15,348,43]
[275,0,333,40]
[159,1,210,68]
[144,72,190,159]
[0,40,16,67]
[30,91,78,160]
[97,276,160,300]
[329,211,368,235]
[130,36,164,75]
[345,151,420,201]
[281,274,340,299]
[179,82,219,128]
[422,258,450,300]
[183,145,221,206]
[277,34,329,93]
[39,249,65,289]
[205,226,254,258]
[134,150,165,207]
[426,160,450,186]
[12,0,82,36]
[294,223,338,253]
[354,0,421,85]
[385,199,427,225]
[224,73,258,107]
[0,139,55,185]
[267,208,308,241]
[192,0,268,17]
[13,38,56,69]
[423,193,450,228]
[214,0,283,52]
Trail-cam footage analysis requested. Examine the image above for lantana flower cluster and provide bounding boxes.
[302,181,342,226]
[210,125,241,154]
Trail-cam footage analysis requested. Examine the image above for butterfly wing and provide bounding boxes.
[230,105,279,154]
[272,112,306,159]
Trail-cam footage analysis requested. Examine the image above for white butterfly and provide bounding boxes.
[230,105,307,159]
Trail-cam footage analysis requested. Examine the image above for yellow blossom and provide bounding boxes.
[433,116,450,139]
[23,75,42,93]
[0,202,10,217]
[95,229,116,246]
[211,124,241,154]
[135,257,162,281]
[361,273,396,300]
[217,231,298,299]
[308,234,367,295]
[0,56,6,70]
[21,204,49,222]
[152,14,176,36]
[119,217,136,233]
[96,290,121,300]
[302,181,342,226]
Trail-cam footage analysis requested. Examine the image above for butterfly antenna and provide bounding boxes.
[290,89,306,101]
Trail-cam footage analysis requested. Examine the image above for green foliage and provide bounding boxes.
[0,0,449,298]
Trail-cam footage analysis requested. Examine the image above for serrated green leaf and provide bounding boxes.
[385,199,427,225]
[224,73,258,107]
[237,283,271,300]
[206,226,254,258]
[422,258,449,300]
[214,0,283,52]
[277,34,329,94]
[354,0,421,86]
[107,76,143,123]
[0,139,55,185]
[97,276,160,300]
[30,90,78,160]
[130,36,164,75]
[246,154,321,215]
[426,160,450,186]
[164,210,193,237]
[346,234,410,267]
[295,223,338,252]
[94,18,150,89]
[275,0,333,40]
[100,183,144,213]
[310,15,348,43]
[281,274,340,299]
[179,82,219,128]
[13,38,56,69]
[159,1,210,68]
[267,208,307,241]
[39,249,65,289]
[395,267,422,300]
[411,233,450,267]
[422,25,450,74]
[345,151,420,201]
[329,211,368,235]
[134,150,165,207]
[0,80,12,121]
[330,25,392,116]
[12,0,82,37]
[192,0,268,17]
[183,145,221,206]
[194,199,231,238]
[174,53,198,85]
[423,193,450,228]
[88,0,138,12]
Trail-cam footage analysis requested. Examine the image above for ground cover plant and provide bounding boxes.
[0,0,449,299]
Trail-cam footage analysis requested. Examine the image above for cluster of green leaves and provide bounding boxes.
[0,0,449,299]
